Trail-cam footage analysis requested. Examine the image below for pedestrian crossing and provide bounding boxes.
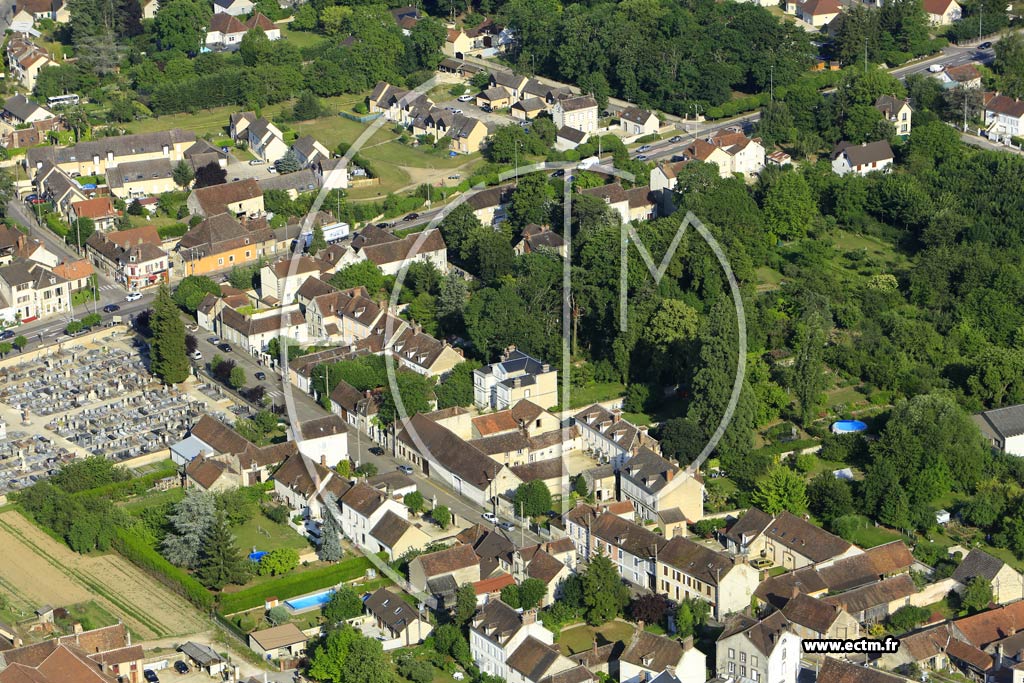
[98,284,119,292]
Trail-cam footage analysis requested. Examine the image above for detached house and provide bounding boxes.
[242,118,288,162]
[716,612,801,683]
[875,95,913,136]
[245,12,280,39]
[69,196,120,232]
[5,34,55,91]
[923,0,962,24]
[619,108,659,137]
[790,0,842,25]
[474,346,558,410]
[409,543,481,593]
[831,140,894,176]
[513,224,567,258]
[363,588,433,650]
[985,94,1024,142]
[205,12,248,50]
[677,130,766,178]
[552,96,598,134]
[337,481,409,549]
[939,63,982,89]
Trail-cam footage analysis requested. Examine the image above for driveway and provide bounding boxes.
[435,97,514,128]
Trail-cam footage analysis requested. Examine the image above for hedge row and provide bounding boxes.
[113,527,215,611]
[751,438,821,458]
[71,460,179,502]
[218,555,373,614]
[157,223,189,240]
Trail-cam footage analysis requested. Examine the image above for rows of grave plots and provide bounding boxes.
[0,431,74,493]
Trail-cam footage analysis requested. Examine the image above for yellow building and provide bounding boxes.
[186,178,264,218]
[176,213,278,276]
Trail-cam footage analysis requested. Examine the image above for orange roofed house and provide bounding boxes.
[0,623,145,683]
[52,259,94,292]
[85,224,169,290]
[69,196,121,232]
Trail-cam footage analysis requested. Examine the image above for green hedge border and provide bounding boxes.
[218,556,373,615]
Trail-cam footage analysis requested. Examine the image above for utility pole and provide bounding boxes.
[963,89,968,132]
[978,3,983,41]
[770,64,774,103]
[864,37,869,75]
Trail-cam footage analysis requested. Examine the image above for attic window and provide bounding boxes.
[393,607,402,614]
[382,599,390,607]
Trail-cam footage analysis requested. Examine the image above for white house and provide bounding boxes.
[831,140,894,176]
[657,536,762,622]
[470,601,553,680]
[295,414,349,468]
[973,404,1024,456]
[985,94,1024,142]
[565,506,666,589]
[716,612,802,683]
[338,481,408,549]
[620,631,705,683]
[363,588,434,650]
[473,347,558,411]
[212,0,253,15]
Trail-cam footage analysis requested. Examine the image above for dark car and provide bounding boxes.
[0,330,14,340]
[143,670,160,683]
[669,135,683,143]
[550,169,566,177]
[218,342,233,353]
[255,371,266,381]
[403,213,420,221]
[103,304,120,313]
[670,155,687,162]
[980,41,992,49]
[173,661,189,674]
[481,104,492,113]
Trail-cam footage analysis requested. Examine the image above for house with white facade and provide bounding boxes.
[564,505,666,589]
[474,346,558,411]
[619,631,705,683]
[337,481,407,548]
[296,414,349,468]
[923,0,962,24]
[974,404,1024,457]
[831,140,894,176]
[363,588,434,650]
[985,94,1024,143]
[470,601,553,680]
[716,612,802,683]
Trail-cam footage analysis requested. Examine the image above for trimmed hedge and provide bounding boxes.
[157,223,189,240]
[218,556,373,614]
[751,438,820,458]
[113,527,215,611]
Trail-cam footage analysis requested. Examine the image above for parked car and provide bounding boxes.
[255,371,266,380]
[551,169,566,177]
[190,350,203,360]
[0,330,15,340]
[248,159,263,165]
[28,196,47,205]
[482,512,498,523]
[207,337,220,345]
[103,304,120,313]
[928,63,945,73]
[636,154,649,161]
[481,104,492,113]
[218,342,233,353]
[398,465,414,475]
[448,174,461,180]
[457,94,474,102]
[125,291,142,302]
[186,322,198,331]
[636,144,652,153]
[376,222,392,229]
[670,154,687,162]
[144,671,160,683]
[173,661,189,674]
[403,213,420,221]
[268,167,277,173]
[499,521,516,531]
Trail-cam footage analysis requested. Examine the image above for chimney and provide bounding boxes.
[611,410,621,423]
[665,469,673,482]
[521,609,537,625]
[682,635,693,650]
[73,622,83,634]
[791,586,800,600]
[320,454,327,467]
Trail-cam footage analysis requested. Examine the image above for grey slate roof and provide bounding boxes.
[832,139,894,166]
[952,549,1008,584]
[976,404,1024,439]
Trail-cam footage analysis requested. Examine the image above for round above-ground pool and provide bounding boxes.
[831,419,868,434]
[248,550,268,561]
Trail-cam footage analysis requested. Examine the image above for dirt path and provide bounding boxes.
[0,512,209,639]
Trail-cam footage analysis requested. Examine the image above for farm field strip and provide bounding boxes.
[0,512,209,639]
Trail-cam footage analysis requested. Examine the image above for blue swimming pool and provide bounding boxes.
[285,589,335,611]
[831,420,868,434]
[248,551,267,562]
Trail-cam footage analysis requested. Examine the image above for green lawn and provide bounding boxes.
[280,26,328,50]
[361,142,476,170]
[840,515,905,548]
[825,385,867,409]
[755,266,785,290]
[563,382,626,410]
[232,516,311,555]
[559,620,636,656]
[59,601,121,632]
[623,398,687,427]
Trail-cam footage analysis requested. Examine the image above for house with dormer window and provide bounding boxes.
[474,346,558,411]
[573,404,658,470]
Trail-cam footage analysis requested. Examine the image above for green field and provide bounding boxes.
[559,620,636,656]
[563,382,626,410]
[280,26,328,50]
[120,487,186,514]
[232,516,311,555]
